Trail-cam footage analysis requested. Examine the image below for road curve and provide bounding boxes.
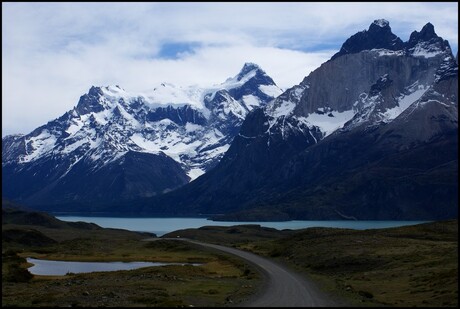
[161,238,341,307]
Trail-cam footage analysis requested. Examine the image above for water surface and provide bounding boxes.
[55,216,430,237]
[27,257,198,276]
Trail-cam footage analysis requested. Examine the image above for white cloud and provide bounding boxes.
[2,2,458,136]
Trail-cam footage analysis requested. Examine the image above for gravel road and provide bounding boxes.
[173,238,344,307]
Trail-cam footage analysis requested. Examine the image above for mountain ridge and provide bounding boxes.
[127,19,457,220]
[3,19,458,220]
[2,63,282,207]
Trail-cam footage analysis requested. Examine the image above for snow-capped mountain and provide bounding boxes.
[4,20,457,219]
[2,63,282,208]
[134,19,457,220]
[268,19,455,138]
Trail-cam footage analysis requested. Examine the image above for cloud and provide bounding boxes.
[2,2,458,136]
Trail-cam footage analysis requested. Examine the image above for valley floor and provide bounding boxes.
[2,207,457,307]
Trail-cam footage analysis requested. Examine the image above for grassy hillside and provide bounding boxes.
[2,202,261,307]
[3,199,456,307]
[167,220,458,307]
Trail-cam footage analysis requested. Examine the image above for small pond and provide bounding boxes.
[27,257,200,276]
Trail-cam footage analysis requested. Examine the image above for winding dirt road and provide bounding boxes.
[169,238,343,307]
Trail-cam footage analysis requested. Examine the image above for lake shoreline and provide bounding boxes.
[54,215,431,237]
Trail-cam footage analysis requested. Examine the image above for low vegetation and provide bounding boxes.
[3,201,457,307]
[2,205,261,307]
[168,220,458,307]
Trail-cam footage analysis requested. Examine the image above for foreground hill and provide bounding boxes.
[165,220,458,307]
[1,202,262,307]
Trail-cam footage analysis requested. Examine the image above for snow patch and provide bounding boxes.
[21,131,57,163]
[91,109,112,126]
[130,134,161,154]
[373,19,389,28]
[220,69,257,90]
[410,45,443,58]
[383,85,428,121]
[185,123,204,133]
[259,84,283,98]
[242,95,261,110]
[115,104,142,129]
[369,49,405,57]
[271,101,296,118]
[187,168,205,181]
[301,109,355,137]
[66,119,84,135]
[141,83,206,110]
[61,138,88,154]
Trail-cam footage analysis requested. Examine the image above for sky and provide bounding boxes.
[2,2,458,137]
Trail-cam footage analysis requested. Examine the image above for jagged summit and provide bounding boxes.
[407,23,439,48]
[372,19,389,28]
[406,22,451,57]
[237,62,262,79]
[330,19,454,62]
[230,62,276,87]
[2,63,283,209]
[3,20,456,220]
[412,23,436,40]
[217,63,281,107]
[145,20,457,221]
[331,19,404,60]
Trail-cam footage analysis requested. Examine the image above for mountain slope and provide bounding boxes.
[134,19,458,220]
[2,63,282,209]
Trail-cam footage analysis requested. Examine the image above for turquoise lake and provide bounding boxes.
[55,216,430,237]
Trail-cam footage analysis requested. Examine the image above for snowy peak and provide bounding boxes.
[3,79,218,202]
[202,63,282,117]
[221,63,281,108]
[3,62,282,184]
[367,18,396,37]
[142,83,206,111]
[234,62,273,84]
[371,19,389,28]
[221,62,277,90]
[236,62,261,80]
[241,62,276,87]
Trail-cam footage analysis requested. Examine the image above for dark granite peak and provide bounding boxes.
[331,19,404,60]
[76,86,105,115]
[406,22,447,50]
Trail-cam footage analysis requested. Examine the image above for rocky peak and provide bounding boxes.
[406,22,451,56]
[88,86,104,97]
[76,86,105,115]
[233,62,276,87]
[414,23,437,41]
[331,19,404,60]
[215,63,280,107]
[407,23,439,46]
[371,19,390,28]
[236,62,262,80]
